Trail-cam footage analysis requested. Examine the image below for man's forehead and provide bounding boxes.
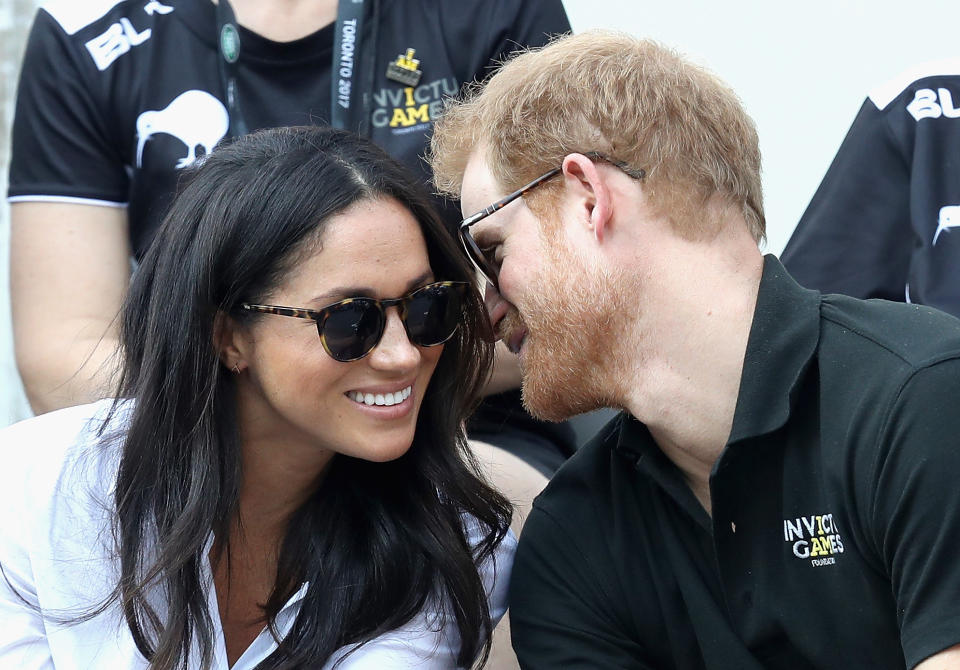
[460,148,503,216]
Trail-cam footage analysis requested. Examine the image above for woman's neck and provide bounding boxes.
[214,0,338,42]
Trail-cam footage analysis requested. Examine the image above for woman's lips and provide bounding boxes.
[346,385,412,407]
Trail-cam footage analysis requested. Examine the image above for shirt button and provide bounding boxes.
[742,591,753,607]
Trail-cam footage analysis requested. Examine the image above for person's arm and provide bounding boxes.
[11,202,130,413]
[915,646,960,670]
[0,534,54,668]
[509,504,653,669]
[0,421,55,668]
[8,10,135,414]
[869,358,960,668]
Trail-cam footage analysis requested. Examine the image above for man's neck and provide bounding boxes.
[617,230,764,515]
[214,0,338,42]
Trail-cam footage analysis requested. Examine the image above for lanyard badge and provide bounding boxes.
[386,48,422,86]
[216,0,248,137]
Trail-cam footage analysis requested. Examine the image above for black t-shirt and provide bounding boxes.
[8,0,577,462]
[510,256,960,669]
[782,65,960,316]
[9,0,571,255]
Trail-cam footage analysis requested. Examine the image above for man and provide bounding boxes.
[783,62,960,314]
[429,30,960,669]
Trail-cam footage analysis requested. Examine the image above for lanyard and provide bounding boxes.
[330,0,366,130]
[215,0,374,139]
[215,0,248,138]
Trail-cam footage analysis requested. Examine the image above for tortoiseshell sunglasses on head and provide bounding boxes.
[242,281,469,362]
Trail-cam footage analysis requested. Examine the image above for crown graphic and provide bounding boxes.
[386,48,422,86]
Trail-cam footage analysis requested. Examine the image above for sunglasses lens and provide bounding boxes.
[320,300,384,362]
[404,284,464,346]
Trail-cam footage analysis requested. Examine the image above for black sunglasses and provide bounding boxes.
[242,281,468,362]
[458,152,645,289]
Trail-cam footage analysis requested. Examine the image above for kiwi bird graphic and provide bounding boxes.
[135,90,229,169]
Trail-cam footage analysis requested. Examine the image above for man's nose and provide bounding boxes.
[484,282,509,339]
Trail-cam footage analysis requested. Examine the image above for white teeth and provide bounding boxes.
[348,386,413,407]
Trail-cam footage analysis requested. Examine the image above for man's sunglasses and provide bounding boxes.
[458,152,645,290]
[242,281,468,362]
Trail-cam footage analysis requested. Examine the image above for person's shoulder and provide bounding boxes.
[0,399,127,512]
[820,294,960,370]
[36,0,144,36]
[867,57,960,113]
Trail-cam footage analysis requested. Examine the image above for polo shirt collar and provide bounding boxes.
[614,414,714,528]
[726,254,821,445]
[610,256,820,528]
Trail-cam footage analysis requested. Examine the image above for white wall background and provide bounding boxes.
[3,0,960,427]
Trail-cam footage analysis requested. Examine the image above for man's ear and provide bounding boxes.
[213,310,248,374]
[561,153,614,243]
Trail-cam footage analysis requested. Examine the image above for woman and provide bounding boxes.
[0,126,513,669]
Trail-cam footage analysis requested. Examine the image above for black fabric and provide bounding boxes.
[468,389,577,472]
[782,71,960,316]
[510,255,960,669]
[8,0,575,473]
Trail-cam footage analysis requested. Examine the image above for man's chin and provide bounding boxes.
[520,362,605,422]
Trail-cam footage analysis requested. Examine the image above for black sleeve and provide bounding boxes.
[509,504,654,669]
[869,358,960,668]
[781,99,913,302]
[437,0,570,89]
[8,9,128,203]
[479,0,570,76]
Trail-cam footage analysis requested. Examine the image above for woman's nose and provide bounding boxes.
[366,308,420,371]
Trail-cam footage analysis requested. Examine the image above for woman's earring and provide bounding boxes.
[232,363,241,375]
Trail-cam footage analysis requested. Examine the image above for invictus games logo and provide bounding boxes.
[783,513,844,567]
[371,77,458,132]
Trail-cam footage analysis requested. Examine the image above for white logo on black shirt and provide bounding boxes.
[783,513,844,567]
[934,205,960,245]
[143,1,173,16]
[135,91,229,169]
[85,17,152,71]
[906,87,960,121]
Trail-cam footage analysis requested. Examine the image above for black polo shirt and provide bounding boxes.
[509,255,960,669]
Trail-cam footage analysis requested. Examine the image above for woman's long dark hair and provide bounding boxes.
[105,126,511,669]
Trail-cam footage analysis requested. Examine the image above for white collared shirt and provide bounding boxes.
[0,401,514,669]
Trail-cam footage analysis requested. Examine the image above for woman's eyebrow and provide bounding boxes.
[308,270,436,305]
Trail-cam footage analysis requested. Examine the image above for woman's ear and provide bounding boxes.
[213,311,247,374]
[561,153,614,243]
